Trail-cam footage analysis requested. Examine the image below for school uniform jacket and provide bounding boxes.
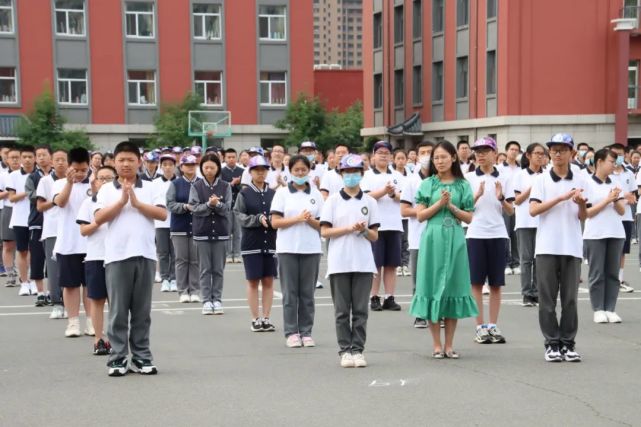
[188,177,232,241]
[233,182,276,256]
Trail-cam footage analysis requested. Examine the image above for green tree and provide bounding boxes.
[318,101,364,152]
[149,92,203,148]
[275,93,327,148]
[16,90,93,151]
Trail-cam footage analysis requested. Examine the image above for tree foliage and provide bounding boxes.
[15,90,93,152]
[148,92,203,148]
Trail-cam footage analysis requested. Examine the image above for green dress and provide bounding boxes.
[409,176,479,323]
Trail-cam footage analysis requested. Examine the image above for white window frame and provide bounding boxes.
[629,64,639,109]
[54,1,86,37]
[259,6,286,41]
[260,72,287,106]
[127,71,156,106]
[193,4,221,40]
[57,69,88,106]
[194,71,223,107]
[0,0,14,34]
[0,67,17,104]
[125,3,155,39]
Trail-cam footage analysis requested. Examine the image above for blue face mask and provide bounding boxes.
[291,175,309,186]
[616,155,625,166]
[306,154,316,163]
[342,172,362,188]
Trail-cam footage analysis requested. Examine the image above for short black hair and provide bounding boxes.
[199,153,222,179]
[19,144,36,154]
[288,154,311,170]
[68,147,90,165]
[91,151,103,159]
[52,149,67,157]
[576,142,590,150]
[224,148,237,155]
[609,143,626,152]
[96,165,117,177]
[114,141,141,159]
[335,143,351,153]
[456,140,470,149]
[35,144,52,155]
[505,140,521,151]
[416,141,435,150]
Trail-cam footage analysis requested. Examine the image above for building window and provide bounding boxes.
[412,0,422,39]
[456,56,468,98]
[629,61,639,109]
[57,69,87,105]
[394,70,404,107]
[624,0,639,19]
[259,72,286,106]
[373,12,382,49]
[373,73,383,109]
[487,0,497,19]
[457,0,469,27]
[259,5,286,41]
[0,67,17,104]
[0,0,13,33]
[193,4,221,40]
[394,5,403,44]
[432,61,443,102]
[125,2,154,38]
[55,0,85,36]
[195,71,222,106]
[127,70,156,105]
[413,65,422,104]
[486,50,496,95]
[433,0,444,33]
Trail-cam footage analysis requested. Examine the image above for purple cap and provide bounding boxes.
[159,154,176,164]
[182,147,192,152]
[143,152,159,162]
[472,136,497,151]
[247,146,265,156]
[248,155,270,170]
[190,146,202,155]
[372,140,393,153]
[180,154,198,165]
[299,141,317,150]
[205,146,219,154]
[338,154,365,171]
[546,133,574,148]
[172,146,183,154]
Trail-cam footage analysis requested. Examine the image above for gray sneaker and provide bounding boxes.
[201,302,214,315]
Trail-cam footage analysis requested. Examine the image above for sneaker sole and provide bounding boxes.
[564,357,581,363]
[474,338,492,344]
[108,368,128,377]
[413,324,428,329]
[490,338,506,344]
[544,357,563,362]
[382,307,402,311]
[213,311,224,315]
[65,333,81,338]
[129,365,158,375]
[354,363,367,368]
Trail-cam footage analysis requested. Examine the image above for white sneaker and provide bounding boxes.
[482,284,490,295]
[396,267,403,276]
[315,281,324,289]
[190,294,201,303]
[504,267,513,275]
[65,317,81,337]
[84,318,95,336]
[18,282,30,296]
[179,294,190,303]
[584,259,589,265]
[619,282,634,293]
[605,312,622,323]
[352,352,367,368]
[340,352,354,368]
[29,281,37,295]
[49,305,65,319]
[402,266,411,276]
[154,272,162,283]
[593,311,608,324]
[202,302,214,315]
[160,280,170,292]
[169,280,178,292]
[512,267,521,275]
[213,301,224,315]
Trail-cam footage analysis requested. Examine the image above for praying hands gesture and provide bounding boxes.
[495,181,504,201]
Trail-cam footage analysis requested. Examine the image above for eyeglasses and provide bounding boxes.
[96,177,115,182]
[549,149,570,156]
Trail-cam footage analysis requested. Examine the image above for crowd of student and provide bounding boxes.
[0,132,638,376]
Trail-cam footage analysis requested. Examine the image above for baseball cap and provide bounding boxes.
[205,146,219,154]
[180,154,198,165]
[143,152,159,162]
[299,141,317,151]
[190,146,202,155]
[248,155,270,170]
[247,146,265,156]
[172,146,183,154]
[546,133,574,148]
[338,154,365,171]
[159,154,176,164]
[471,136,497,151]
[372,140,393,153]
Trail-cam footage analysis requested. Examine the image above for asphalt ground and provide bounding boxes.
[1,255,640,427]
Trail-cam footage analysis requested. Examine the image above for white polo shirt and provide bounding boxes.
[530,168,588,259]
[96,178,165,265]
[270,183,324,254]
[464,167,512,239]
[460,161,475,174]
[6,168,30,228]
[320,189,380,276]
[152,175,176,228]
[52,178,89,255]
[400,170,428,250]
[360,167,403,232]
[240,165,286,189]
[0,169,14,208]
[497,161,520,191]
[610,169,636,221]
[36,174,62,240]
[319,169,343,196]
[76,197,107,261]
[583,175,625,240]
[512,168,541,230]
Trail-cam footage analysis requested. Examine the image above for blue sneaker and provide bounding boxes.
[0,266,6,277]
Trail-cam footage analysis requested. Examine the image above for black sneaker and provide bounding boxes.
[544,345,563,362]
[521,296,533,307]
[261,318,276,332]
[560,345,581,362]
[381,296,401,311]
[130,358,158,375]
[370,296,383,311]
[107,358,129,377]
[413,318,428,328]
[34,294,47,307]
[251,319,263,332]
[487,326,506,344]
[93,339,112,356]
[44,294,53,306]
[531,296,539,306]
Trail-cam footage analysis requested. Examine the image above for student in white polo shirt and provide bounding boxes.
[530,133,588,363]
[270,155,324,348]
[512,143,546,307]
[583,148,626,324]
[320,154,379,368]
[465,137,514,345]
[400,141,433,328]
[95,141,167,377]
[361,141,403,312]
[153,154,177,293]
[393,148,410,277]
[457,140,475,174]
[298,141,323,189]
[319,143,351,199]
[0,146,21,287]
[497,141,522,276]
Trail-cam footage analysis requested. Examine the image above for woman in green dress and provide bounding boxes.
[409,141,479,359]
